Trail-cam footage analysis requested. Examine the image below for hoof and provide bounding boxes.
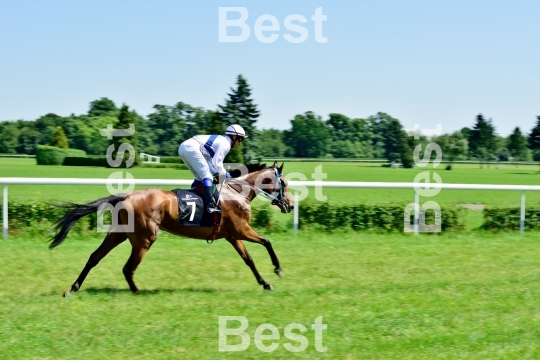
[263,284,274,291]
[274,268,283,278]
[63,291,71,298]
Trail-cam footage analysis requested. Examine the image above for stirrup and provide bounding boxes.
[206,204,222,214]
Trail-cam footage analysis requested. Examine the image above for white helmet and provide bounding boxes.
[225,124,247,138]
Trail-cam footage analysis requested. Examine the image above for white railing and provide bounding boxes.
[2,177,540,238]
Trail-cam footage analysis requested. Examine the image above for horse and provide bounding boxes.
[50,162,294,296]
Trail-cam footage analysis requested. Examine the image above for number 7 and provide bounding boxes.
[187,201,196,221]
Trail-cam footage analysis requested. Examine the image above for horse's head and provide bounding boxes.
[265,161,294,213]
[238,162,294,213]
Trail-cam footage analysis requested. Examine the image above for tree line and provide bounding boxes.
[1,75,539,167]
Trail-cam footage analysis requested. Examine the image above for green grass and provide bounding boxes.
[2,158,540,206]
[2,158,539,358]
[1,230,540,359]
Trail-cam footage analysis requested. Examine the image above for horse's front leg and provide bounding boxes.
[226,237,274,290]
[234,228,283,279]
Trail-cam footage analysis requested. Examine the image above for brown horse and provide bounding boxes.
[50,162,294,296]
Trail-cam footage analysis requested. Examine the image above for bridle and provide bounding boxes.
[224,168,288,210]
[268,168,287,208]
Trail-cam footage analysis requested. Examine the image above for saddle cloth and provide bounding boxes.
[172,188,218,227]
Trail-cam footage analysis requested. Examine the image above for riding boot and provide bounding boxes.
[203,186,221,214]
[191,179,202,190]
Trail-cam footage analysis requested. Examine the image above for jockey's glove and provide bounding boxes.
[213,172,232,184]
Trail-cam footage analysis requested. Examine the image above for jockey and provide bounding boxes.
[178,124,247,214]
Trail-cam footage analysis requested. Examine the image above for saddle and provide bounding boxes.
[172,187,222,242]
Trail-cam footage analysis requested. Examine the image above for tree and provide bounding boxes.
[328,140,357,158]
[34,113,62,146]
[207,110,226,135]
[283,112,330,158]
[327,114,351,157]
[365,112,403,160]
[326,113,370,158]
[492,136,509,162]
[460,127,472,140]
[400,136,414,168]
[218,75,260,162]
[0,122,21,154]
[507,127,528,167]
[182,103,209,139]
[258,129,288,158]
[111,105,139,167]
[80,115,121,155]
[89,97,119,117]
[62,117,93,152]
[350,118,378,158]
[528,116,540,172]
[365,112,416,166]
[51,126,69,148]
[145,104,187,156]
[327,113,353,142]
[434,131,468,168]
[468,114,497,168]
[17,125,41,154]
[383,117,406,162]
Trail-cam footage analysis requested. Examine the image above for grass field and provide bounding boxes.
[2,158,540,358]
[2,158,540,206]
[1,230,540,359]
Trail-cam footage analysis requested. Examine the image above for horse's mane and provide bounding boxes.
[229,163,272,178]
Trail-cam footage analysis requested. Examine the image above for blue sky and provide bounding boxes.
[1,0,538,136]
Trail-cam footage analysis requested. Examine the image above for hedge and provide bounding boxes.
[18,202,540,233]
[299,202,466,232]
[0,154,35,158]
[63,156,109,167]
[156,156,184,164]
[36,145,86,165]
[7,201,115,232]
[7,200,466,234]
[484,206,540,231]
[8,201,97,231]
[139,163,188,169]
[252,203,274,229]
[63,155,138,168]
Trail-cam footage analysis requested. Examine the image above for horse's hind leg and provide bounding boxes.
[122,243,151,293]
[64,231,128,297]
[121,208,160,292]
[122,229,158,293]
[227,237,274,290]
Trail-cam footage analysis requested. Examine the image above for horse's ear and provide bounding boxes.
[273,161,278,168]
[279,162,284,174]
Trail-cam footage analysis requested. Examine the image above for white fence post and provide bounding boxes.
[520,191,526,234]
[2,185,7,239]
[293,190,299,234]
[414,191,419,235]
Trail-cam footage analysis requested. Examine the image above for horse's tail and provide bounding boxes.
[49,194,129,249]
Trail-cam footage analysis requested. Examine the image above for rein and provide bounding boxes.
[225,168,285,206]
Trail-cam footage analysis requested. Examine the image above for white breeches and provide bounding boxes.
[178,139,214,181]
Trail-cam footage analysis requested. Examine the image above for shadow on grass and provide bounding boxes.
[81,286,219,295]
